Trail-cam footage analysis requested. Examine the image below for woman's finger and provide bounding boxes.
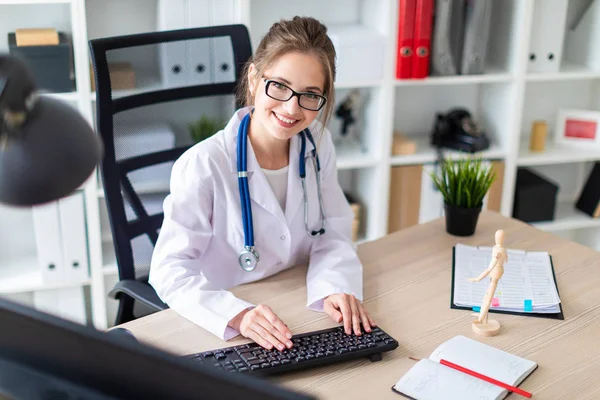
[336,297,352,335]
[324,299,343,323]
[260,306,293,347]
[250,320,284,350]
[349,297,362,336]
[357,303,372,333]
[256,314,292,350]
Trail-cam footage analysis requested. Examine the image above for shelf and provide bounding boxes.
[0,0,71,4]
[334,138,378,170]
[518,141,600,166]
[335,80,383,90]
[532,201,600,232]
[525,65,600,82]
[395,71,513,86]
[0,256,90,294]
[390,137,505,166]
[40,91,79,102]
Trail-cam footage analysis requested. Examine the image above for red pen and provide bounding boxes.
[440,359,532,398]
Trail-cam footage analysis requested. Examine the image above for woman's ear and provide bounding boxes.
[247,64,258,97]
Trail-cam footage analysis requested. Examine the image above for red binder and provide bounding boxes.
[411,0,434,78]
[395,0,416,79]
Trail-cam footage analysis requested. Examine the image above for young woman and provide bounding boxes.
[149,16,375,352]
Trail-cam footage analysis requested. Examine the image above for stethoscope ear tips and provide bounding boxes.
[311,229,325,236]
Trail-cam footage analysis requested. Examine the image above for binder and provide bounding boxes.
[33,288,87,325]
[209,0,236,26]
[460,0,492,75]
[58,192,90,283]
[411,0,434,78]
[528,0,568,73]
[159,39,189,88]
[564,0,600,70]
[157,0,188,87]
[157,0,186,31]
[450,246,565,320]
[419,164,444,224]
[211,35,235,83]
[31,202,64,284]
[430,0,465,76]
[187,37,212,85]
[396,0,417,79]
[187,0,211,27]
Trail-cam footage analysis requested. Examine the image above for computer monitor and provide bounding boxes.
[0,297,315,400]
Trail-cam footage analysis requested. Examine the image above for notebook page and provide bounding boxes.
[453,244,560,310]
[428,336,537,387]
[393,358,506,400]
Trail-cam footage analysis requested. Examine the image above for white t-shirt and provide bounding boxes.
[262,165,289,211]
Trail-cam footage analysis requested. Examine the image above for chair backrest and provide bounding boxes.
[89,26,252,283]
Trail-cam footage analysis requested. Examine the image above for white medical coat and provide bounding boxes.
[149,107,363,340]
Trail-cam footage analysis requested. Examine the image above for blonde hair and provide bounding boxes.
[236,16,337,136]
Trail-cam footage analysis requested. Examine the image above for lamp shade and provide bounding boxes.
[0,55,103,206]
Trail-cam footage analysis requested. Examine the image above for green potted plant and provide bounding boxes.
[188,115,225,144]
[430,156,496,236]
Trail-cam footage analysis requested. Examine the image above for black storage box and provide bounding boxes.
[512,168,559,223]
[8,32,73,93]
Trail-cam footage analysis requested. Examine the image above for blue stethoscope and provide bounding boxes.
[237,112,326,272]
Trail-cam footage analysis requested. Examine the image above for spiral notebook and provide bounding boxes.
[450,243,564,320]
[391,335,537,400]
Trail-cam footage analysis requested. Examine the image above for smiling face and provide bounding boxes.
[248,51,326,143]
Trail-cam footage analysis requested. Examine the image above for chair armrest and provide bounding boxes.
[108,280,168,312]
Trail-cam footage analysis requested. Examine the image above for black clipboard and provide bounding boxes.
[450,246,564,320]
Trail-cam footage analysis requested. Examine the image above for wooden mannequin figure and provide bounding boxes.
[467,229,508,336]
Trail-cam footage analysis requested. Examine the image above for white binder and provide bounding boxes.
[58,192,90,283]
[528,0,569,73]
[187,38,212,85]
[419,164,444,224]
[211,35,235,83]
[32,202,64,284]
[564,0,600,71]
[210,0,236,26]
[33,288,87,325]
[157,0,187,31]
[187,0,211,27]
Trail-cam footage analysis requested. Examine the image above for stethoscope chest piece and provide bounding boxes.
[239,247,259,272]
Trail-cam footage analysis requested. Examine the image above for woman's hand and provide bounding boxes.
[229,304,293,351]
[323,293,376,336]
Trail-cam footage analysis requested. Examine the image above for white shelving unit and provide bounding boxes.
[2,0,600,329]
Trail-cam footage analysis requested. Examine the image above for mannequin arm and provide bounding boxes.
[467,254,500,282]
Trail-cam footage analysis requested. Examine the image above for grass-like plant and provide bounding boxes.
[430,157,496,209]
[189,115,226,144]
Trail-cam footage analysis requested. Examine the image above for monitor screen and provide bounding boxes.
[0,297,315,400]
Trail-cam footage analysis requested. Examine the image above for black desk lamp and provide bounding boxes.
[0,55,103,206]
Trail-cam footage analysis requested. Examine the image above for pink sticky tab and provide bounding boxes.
[491,298,500,307]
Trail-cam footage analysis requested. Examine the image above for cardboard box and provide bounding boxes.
[15,28,59,46]
[392,131,417,155]
[91,62,136,92]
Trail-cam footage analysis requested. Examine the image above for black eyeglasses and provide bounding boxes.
[263,78,327,111]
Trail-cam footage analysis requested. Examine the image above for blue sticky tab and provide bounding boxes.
[524,300,533,312]
[472,306,480,312]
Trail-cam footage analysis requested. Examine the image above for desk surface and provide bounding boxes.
[120,211,600,399]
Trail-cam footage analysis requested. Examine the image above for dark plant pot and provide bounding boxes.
[444,203,482,236]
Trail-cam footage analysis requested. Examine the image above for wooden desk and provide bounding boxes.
[119,211,600,399]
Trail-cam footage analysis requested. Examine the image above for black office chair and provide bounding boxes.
[89,25,252,325]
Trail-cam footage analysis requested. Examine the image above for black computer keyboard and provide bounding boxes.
[185,325,398,376]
